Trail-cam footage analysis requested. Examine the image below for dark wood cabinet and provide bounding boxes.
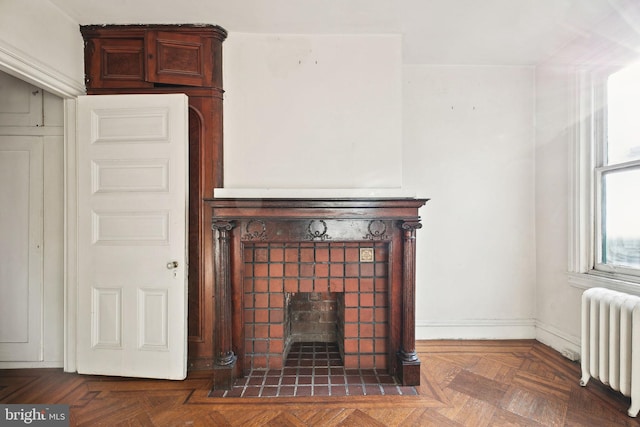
[81,24,227,369]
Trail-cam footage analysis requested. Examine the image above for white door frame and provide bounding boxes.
[0,47,85,372]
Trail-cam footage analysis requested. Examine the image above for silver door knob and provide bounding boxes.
[166,261,178,269]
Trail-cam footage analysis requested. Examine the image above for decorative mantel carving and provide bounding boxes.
[206,197,428,389]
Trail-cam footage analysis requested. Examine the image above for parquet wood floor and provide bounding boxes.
[1,340,638,426]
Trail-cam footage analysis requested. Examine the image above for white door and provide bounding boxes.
[0,137,43,361]
[76,94,188,379]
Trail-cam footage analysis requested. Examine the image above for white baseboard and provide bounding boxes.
[535,320,581,357]
[0,361,63,369]
[416,318,536,340]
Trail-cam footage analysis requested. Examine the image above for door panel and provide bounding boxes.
[0,137,43,361]
[76,94,188,379]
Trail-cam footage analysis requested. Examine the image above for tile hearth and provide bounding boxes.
[208,342,417,398]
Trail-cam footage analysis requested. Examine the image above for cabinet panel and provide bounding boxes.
[147,31,213,87]
[86,38,153,89]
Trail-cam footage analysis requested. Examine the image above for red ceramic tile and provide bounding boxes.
[344,339,358,354]
[244,308,254,323]
[270,247,284,262]
[375,263,388,277]
[329,278,344,292]
[314,278,329,293]
[344,308,358,322]
[285,248,298,262]
[344,323,358,339]
[253,340,268,353]
[315,264,329,277]
[269,356,283,369]
[296,386,312,396]
[244,248,254,262]
[270,323,284,338]
[278,386,296,396]
[330,263,344,277]
[254,309,269,323]
[254,293,269,308]
[285,263,299,277]
[375,293,388,308]
[330,248,344,262]
[360,323,373,338]
[331,385,347,396]
[345,278,359,292]
[253,263,269,277]
[268,278,283,293]
[330,375,346,385]
[375,308,387,322]
[300,247,314,262]
[254,278,269,293]
[314,386,330,396]
[374,338,386,352]
[314,376,329,385]
[359,308,374,323]
[344,293,359,308]
[261,387,278,397]
[269,263,284,277]
[299,278,313,292]
[345,264,360,277]
[284,278,298,293]
[360,293,374,307]
[269,309,284,323]
[360,263,374,277]
[254,248,269,262]
[360,340,374,354]
[365,385,382,395]
[345,247,359,262]
[243,387,261,397]
[315,248,329,262]
[299,263,314,277]
[297,376,312,385]
[269,293,284,307]
[347,384,365,395]
[359,356,375,369]
[253,355,267,369]
[254,324,269,339]
[375,278,388,292]
[375,355,388,370]
[270,338,284,354]
[358,278,373,292]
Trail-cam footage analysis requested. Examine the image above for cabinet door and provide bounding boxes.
[146,31,213,87]
[86,38,153,89]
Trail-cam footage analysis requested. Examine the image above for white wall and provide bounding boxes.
[0,0,84,97]
[403,65,537,339]
[534,65,583,353]
[223,33,403,189]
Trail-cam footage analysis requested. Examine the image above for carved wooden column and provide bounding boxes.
[398,220,422,385]
[212,220,236,389]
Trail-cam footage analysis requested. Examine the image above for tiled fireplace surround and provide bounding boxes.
[206,198,427,390]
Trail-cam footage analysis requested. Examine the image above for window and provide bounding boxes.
[570,61,640,289]
[596,63,640,278]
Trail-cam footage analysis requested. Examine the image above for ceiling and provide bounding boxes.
[48,0,639,65]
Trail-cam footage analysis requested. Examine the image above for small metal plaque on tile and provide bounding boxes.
[359,247,374,262]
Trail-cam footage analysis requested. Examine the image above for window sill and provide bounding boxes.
[568,271,640,296]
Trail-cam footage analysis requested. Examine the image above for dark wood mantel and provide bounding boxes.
[205,197,428,389]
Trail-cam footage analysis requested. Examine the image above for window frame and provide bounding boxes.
[568,66,640,293]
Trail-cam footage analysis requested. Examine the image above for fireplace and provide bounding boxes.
[205,197,427,390]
